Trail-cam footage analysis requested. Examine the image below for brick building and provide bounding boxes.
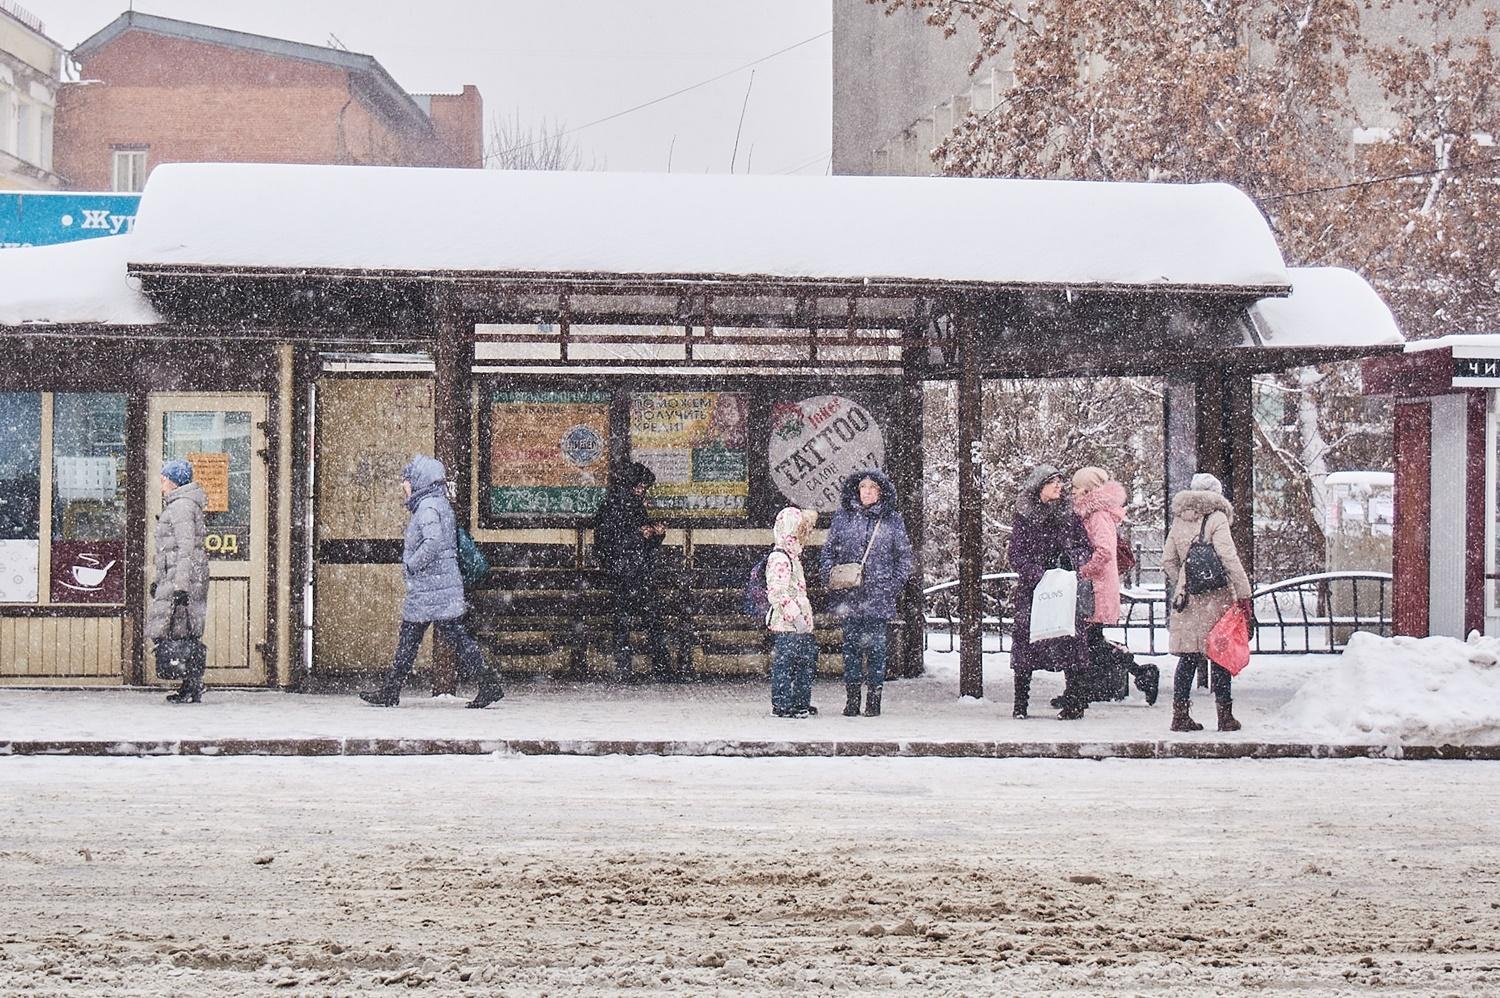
[53,11,482,192]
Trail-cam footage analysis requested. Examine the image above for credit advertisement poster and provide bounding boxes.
[768,395,886,512]
[631,392,749,518]
[489,391,610,515]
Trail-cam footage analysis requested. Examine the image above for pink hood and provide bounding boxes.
[1072,479,1126,524]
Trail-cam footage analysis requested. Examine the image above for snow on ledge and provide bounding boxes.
[1249,267,1403,349]
[126,163,1290,290]
[0,233,160,326]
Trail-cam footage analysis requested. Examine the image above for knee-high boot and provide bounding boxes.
[1012,670,1032,719]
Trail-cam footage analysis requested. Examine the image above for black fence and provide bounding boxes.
[922,571,1393,656]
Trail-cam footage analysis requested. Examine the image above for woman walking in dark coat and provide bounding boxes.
[360,455,504,709]
[592,461,677,684]
[819,469,913,717]
[1008,465,1097,720]
[147,459,210,703]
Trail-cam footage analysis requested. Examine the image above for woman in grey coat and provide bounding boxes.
[147,459,210,703]
[360,455,504,709]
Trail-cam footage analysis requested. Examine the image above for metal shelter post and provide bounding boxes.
[956,313,985,698]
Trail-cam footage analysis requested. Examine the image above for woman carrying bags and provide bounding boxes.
[1160,472,1253,732]
[1009,465,1096,720]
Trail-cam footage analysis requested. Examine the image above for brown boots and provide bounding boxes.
[1171,701,1242,732]
[1170,701,1203,732]
[1216,701,1241,732]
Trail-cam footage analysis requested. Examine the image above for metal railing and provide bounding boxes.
[922,570,1392,655]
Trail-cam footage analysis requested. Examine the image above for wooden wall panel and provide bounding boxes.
[1392,401,1431,636]
[313,563,429,674]
[0,617,124,680]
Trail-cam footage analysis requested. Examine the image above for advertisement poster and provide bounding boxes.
[50,540,125,604]
[489,391,610,515]
[631,392,749,518]
[768,395,886,512]
[186,452,231,513]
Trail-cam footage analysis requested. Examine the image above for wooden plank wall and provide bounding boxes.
[0,617,124,680]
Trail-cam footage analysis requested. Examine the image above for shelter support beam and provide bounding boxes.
[892,366,926,678]
[956,315,984,699]
[1165,367,1255,578]
[432,292,474,696]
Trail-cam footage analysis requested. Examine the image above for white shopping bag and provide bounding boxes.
[1029,568,1080,642]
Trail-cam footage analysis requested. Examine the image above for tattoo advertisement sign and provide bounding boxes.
[488,391,610,516]
[768,396,886,512]
[631,392,749,518]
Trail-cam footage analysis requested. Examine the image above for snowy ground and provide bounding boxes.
[2,645,1496,750]
[2,754,1498,995]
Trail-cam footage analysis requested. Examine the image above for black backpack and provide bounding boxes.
[1183,513,1230,595]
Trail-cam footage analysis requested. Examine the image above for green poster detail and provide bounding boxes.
[692,445,747,482]
[490,486,605,516]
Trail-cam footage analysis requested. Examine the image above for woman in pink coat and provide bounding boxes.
[1071,467,1158,705]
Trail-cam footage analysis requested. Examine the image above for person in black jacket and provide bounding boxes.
[592,462,678,684]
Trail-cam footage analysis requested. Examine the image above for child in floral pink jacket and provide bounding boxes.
[767,506,818,717]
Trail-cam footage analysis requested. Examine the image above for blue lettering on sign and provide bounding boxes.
[0,192,142,249]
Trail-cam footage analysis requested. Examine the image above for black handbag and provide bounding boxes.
[1183,514,1230,595]
[155,605,202,681]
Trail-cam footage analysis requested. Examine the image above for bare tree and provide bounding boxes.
[484,109,600,171]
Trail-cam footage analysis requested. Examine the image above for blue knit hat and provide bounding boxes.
[161,459,193,486]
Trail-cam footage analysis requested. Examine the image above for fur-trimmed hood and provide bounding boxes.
[838,468,899,514]
[1016,464,1064,523]
[1171,489,1234,524]
[1072,479,1126,523]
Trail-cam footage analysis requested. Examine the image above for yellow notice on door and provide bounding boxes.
[187,452,230,513]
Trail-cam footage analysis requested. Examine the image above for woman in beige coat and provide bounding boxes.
[1159,473,1252,732]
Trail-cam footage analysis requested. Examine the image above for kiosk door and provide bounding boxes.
[146,395,269,684]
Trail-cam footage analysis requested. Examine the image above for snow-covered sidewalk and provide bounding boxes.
[3,647,1496,757]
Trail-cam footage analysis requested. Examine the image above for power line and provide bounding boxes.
[1255,153,1500,202]
[775,149,833,175]
[484,28,831,165]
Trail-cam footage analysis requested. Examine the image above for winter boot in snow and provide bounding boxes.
[843,685,862,717]
[1056,695,1087,721]
[863,686,882,717]
[165,677,203,704]
[359,687,400,707]
[1216,701,1242,732]
[1012,671,1032,719]
[1170,701,1203,732]
[466,670,505,709]
[1135,663,1160,707]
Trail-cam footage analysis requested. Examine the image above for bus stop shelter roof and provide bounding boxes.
[123,163,1292,295]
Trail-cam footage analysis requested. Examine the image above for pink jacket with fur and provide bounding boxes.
[1072,480,1127,624]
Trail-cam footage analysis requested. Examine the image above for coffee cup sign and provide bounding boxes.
[768,396,886,512]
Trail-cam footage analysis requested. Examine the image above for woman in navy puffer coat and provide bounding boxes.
[360,455,504,709]
[819,469,913,717]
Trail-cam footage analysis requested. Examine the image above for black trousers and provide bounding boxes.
[383,618,488,690]
[607,581,672,679]
[1173,652,1231,705]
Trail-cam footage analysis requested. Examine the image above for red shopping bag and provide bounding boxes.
[1205,605,1251,676]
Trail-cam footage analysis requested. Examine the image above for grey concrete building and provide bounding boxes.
[0,0,63,190]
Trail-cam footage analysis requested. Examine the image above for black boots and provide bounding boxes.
[359,686,401,707]
[466,671,505,709]
[1012,671,1031,719]
[1134,663,1160,706]
[843,685,862,717]
[165,677,203,704]
[1170,701,1204,732]
[1216,701,1242,732]
[863,686,882,717]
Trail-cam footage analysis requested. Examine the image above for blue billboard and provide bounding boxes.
[0,192,142,249]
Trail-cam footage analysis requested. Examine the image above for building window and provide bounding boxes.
[0,393,129,606]
[39,111,52,172]
[111,149,148,192]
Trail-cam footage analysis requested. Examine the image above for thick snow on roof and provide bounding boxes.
[1404,331,1500,353]
[0,234,159,326]
[1250,267,1402,348]
[128,163,1290,290]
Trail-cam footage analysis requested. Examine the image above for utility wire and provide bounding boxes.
[484,28,831,164]
[1254,153,1500,202]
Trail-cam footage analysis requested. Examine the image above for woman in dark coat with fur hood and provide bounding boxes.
[819,469,913,717]
[1008,465,1097,720]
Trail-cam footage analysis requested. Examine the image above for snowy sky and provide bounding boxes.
[23,0,834,175]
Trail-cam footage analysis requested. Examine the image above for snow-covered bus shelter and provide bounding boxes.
[0,163,1401,697]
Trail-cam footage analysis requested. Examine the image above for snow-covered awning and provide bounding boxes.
[125,163,1291,293]
[1249,267,1403,349]
[0,233,160,326]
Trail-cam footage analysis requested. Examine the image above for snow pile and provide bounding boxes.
[1276,631,1500,745]
[1250,267,1403,349]
[0,233,160,325]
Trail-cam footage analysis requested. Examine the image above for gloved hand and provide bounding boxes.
[172,589,190,607]
[1237,598,1256,638]
[149,582,157,598]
